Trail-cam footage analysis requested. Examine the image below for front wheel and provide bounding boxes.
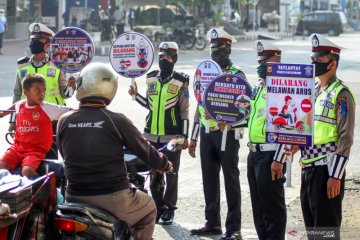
[194,37,206,50]
[184,38,195,49]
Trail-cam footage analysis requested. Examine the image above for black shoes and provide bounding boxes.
[220,231,242,240]
[161,208,174,225]
[190,225,222,236]
[155,208,164,224]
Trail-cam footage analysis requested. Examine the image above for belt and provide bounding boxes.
[300,157,328,169]
[247,143,278,152]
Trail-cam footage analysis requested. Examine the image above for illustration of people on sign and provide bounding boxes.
[136,39,149,68]
[120,59,128,70]
[268,95,304,133]
[234,95,250,118]
[280,95,295,126]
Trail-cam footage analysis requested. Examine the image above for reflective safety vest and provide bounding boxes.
[198,65,245,128]
[248,84,266,143]
[17,63,65,105]
[301,79,355,164]
[144,72,187,136]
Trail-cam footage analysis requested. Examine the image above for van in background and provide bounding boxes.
[296,11,347,36]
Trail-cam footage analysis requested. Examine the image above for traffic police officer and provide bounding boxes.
[128,42,190,225]
[9,23,76,158]
[248,40,286,240]
[189,28,245,240]
[274,34,355,239]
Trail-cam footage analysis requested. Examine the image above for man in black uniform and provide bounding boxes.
[274,34,355,239]
[247,40,286,240]
[128,42,190,225]
[189,28,246,240]
[57,62,173,239]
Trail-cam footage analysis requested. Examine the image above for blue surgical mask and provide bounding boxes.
[29,40,45,54]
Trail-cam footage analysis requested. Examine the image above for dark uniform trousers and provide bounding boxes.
[149,141,181,210]
[301,165,344,240]
[247,151,286,240]
[199,129,241,232]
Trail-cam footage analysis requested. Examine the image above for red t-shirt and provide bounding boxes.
[14,101,70,153]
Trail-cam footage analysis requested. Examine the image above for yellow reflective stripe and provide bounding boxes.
[171,108,177,126]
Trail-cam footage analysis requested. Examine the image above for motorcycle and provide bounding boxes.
[0,171,59,240]
[158,26,206,50]
[54,136,184,240]
[269,106,305,134]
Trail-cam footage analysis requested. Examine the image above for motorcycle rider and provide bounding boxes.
[57,62,173,239]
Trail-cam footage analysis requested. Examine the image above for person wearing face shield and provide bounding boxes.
[189,28,247,240]
[9,23,76,158]
[128,42,190,225]
[275,34,355,239]
[57,62,173,240]
[247,40,287,240]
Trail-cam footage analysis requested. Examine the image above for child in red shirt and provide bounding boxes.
[0,73,71,178]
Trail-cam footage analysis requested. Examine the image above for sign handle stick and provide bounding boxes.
[285,147,293,187]
[131,78,136,101]
[205,120,210,133]
[221,126,228,151]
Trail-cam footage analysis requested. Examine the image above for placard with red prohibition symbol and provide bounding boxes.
[193,60,222,105]
[204,73,252,150]
[109,32,154,78]
[265,63,315,146]
[49,27,94,73]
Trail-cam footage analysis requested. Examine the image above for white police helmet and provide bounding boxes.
[76,62,118,105]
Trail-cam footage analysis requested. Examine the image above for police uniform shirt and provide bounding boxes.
[12,55,69,104]
[136,71,190,143]
[315,76,355,158]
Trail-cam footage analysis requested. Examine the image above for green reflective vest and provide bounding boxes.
[302,79,355,164]
[17,63,65,105]
[248,84,266,143]
[144,73,186,136]
[198,65,245,127]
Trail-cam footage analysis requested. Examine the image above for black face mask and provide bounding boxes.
[159,59,174,79]
[312,60,332,77]
[211,47,231,68]
[29,40,46,54]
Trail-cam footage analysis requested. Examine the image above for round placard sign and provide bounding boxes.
[193,60,221,106]
[49,27,94,73]
[204,74,252,124]
[109,32,155,78]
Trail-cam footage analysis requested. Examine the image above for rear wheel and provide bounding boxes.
[194,37,206,50]
[328,29,337,36]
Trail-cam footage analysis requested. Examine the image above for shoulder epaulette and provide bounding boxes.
[173,71,189,83]
[17,56,30,65]
[146,70,159,78]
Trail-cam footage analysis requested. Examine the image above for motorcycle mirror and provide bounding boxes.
[158,135,185,152]
[166,135,185,152]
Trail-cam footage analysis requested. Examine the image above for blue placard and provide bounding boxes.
[204,74,252,124]
[49,27,94,73]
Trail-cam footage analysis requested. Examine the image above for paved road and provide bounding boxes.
[0,33,359,239]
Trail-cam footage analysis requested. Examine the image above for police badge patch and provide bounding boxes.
[47,68,56,77]
[168,84,178,94]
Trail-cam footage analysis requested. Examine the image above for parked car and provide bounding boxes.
[296,11,347,36]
